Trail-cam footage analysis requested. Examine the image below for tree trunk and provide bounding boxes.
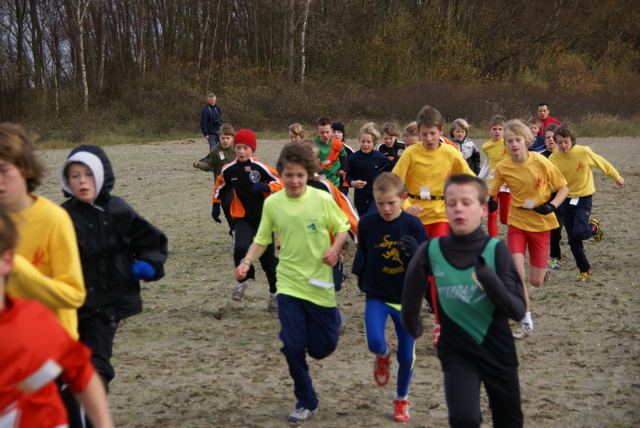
[300,0,311,84]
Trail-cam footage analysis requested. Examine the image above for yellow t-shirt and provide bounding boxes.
[481,138,509,186]
[8,196,85,339]
[393,142,474,225]
[549,145,621,198]
[489,152,567,232]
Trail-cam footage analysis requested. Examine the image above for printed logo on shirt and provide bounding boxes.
[31,247,45,267]
[375,235,405,275]
[437,282,487,304]
[433,263,445,277]
[306,220,318,234]
[576,160,585,172]
[535,175,543,190]
[249,170,262,183]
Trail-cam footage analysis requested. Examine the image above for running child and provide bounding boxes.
[332,122,355,197]
[549,124,624,282]
[289,123,307,143]
[313,116,347,188]
[449,118,480,174]
[541,123,563,269]
[353,172,428,422]
[402,122,419,147]
[0,208,115,428]
[401,174,526,428]
[392,105,474,346]
[234,143,349,422]
[526,117,546,153]
[489,120,568,339]
[212,129,282,310]
[194,123,237,235]
[345,122,393,215]
[60,145,168,398]
[377,122,406,167]
[478,115,510,238]
[0,123,86,425]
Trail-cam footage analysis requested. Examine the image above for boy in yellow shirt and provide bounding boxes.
[489,120,568,339]
[549,124,624,282]
[479,115,510,238]
[392,105,474,346]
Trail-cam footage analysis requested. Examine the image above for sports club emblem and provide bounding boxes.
[249,170,262,183]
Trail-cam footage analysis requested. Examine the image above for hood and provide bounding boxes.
[60,145,115,202]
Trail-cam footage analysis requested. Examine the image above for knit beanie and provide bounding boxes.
[332,122,345,136]
[234,129,257,152]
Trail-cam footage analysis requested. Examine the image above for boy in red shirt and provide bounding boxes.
[0,209,114,428]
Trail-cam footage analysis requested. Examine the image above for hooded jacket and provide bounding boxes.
[60,145,168,320]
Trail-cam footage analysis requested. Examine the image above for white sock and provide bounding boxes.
[522,312,533,328]
[394,394,408,401]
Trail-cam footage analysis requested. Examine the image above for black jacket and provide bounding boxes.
[61,145,168,320]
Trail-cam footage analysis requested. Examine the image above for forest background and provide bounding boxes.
[2,0,640,145]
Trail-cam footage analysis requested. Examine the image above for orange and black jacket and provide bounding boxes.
[212,157,283,224]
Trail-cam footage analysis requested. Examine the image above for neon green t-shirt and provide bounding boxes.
[254,187,350,307]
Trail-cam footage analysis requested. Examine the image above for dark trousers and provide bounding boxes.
[233,218,278,293]
[78,310,119,389]
[443,358,522,428]
[560,195,593,273]
[549,207,563,260]
[277,294,340,411]
[207,133,220,150]
[57,377,84,428]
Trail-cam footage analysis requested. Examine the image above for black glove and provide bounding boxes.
[399,235,419,260]
[487,196,498,213]
[251,182,271,193]
[533,203,555,215]
[211,203,222,223]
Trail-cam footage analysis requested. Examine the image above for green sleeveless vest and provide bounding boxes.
[428,237,500,344]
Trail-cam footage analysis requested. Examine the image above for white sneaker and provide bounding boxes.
[513,323,533,339]
[231,281,247,301]
[288,407,314,422]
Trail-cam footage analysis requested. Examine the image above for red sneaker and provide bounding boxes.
[374,342,391,386]
[432,324,441,347]
[393,399,410,422]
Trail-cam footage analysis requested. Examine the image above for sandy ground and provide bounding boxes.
[36,137,640,427]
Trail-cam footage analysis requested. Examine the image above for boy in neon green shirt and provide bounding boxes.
[235,142,349,422]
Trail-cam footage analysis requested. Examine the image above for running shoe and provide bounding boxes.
[590,218,603,242]
[433,324,441,347]
[548,259,561,269]
[374,342,391,386]
[231,281,247,301]
[288,407,314,422]
[393,399,411,422]
[577,271,591,282]
[267,293,278,312]
[513,323,533,339]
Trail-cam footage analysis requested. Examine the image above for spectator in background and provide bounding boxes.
[535,103,560,138]
[200,93,224,151]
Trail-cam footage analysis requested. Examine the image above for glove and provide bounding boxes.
[533,203,555,215]
[251,182,271,193]
[398,235,419,260]
[487,196,498,213]
[211,203,222,223]
[132,261,155,282]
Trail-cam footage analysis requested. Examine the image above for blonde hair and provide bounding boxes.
[449,118,469,139]
[504,119,534,146]
[381,122,399,137]
[359,122,381,143]
[288,123,307,139]
[403,121,418,138]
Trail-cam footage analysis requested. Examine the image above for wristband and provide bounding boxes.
[241,257,252,266]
